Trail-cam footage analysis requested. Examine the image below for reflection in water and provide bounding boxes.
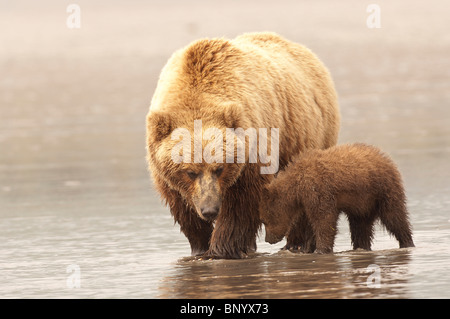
[159,250,413,298]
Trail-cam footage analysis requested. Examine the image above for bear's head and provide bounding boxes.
[259,184,290,244]
[146,105,246,222]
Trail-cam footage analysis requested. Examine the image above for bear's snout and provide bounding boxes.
[192,171,222,221]
[200,205,219,221]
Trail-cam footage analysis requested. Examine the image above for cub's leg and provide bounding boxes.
[284,212,316,253]
[347,213,377,250]
[306,202,339,254]
[378,198,415,248]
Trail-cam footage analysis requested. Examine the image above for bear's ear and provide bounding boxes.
[147,111,172,143]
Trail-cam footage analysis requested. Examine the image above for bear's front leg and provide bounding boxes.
[205,189,260,259]
[206,214,258,259]
[179,211,214,256]
[166,188,213,256]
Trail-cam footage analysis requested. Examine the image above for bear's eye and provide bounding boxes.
[214,166,224,177]
[186,170,198,180]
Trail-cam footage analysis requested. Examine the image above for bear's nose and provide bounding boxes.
[201,206,219,221]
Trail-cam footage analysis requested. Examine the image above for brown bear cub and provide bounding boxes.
[260,143,415,254]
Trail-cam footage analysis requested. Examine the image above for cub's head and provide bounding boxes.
[259,183,291,244]
[146,108,244,222]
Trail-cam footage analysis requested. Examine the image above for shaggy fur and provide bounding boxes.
[260,143,415,253]
[146,32,340,259]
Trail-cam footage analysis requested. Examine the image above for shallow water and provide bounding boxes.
[1,0,450,298]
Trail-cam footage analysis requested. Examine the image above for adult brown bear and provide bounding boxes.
[146,32,340,258]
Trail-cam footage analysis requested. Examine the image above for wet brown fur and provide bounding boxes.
[146,32,340,258]
[260,143,415,253]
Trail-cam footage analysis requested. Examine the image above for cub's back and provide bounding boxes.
[279,143,401,194]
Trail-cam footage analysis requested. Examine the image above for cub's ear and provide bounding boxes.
[222,104,241,129]
[147,111,172,144]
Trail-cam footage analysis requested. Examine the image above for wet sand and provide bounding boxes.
[1,0,450,298]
